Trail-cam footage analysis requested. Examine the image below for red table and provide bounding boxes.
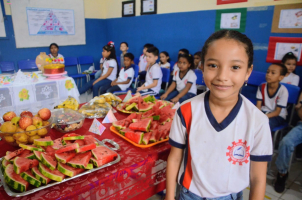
[0,99,171,200]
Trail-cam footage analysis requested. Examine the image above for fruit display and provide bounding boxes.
[1,134,119,193]
[116,95,174,114]
[99,93,122,107]
[111,100,176,147]
[51,108,85,133]
[0,109,52,146]
[54,96,80,110]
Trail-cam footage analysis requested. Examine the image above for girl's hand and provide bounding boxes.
[134,92,141,97]
[93,79,99,86]
[161,94,168,100]
[137,86,144,92]
[171,97,179,104]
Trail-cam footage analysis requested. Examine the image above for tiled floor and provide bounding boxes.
[79,94,302,200]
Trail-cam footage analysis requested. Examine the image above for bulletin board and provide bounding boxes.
[10,0,85,48]
[271,4,302,33]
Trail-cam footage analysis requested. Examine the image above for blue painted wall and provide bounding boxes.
[0,16,107,70]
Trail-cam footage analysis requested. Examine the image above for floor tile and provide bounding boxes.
[280,182,302,200]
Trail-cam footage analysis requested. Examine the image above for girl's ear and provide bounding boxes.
[245,64,253,81]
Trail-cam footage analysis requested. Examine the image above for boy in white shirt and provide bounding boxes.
[138,43,154,81]
[119,42,129,70]
[134,46,162,96]
[107,53,135,93]
[256,63,289,131]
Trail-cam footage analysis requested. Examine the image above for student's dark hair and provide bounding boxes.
[146,46,159,56]
[124,52,134,61]
[49,43,59,49]
[178,53,194,70]
[201,30,254,68]
[120,42,128,47]
[272,63,287,76]
[103,41,119,77]
[144,43,154,49]
[194,51,201,58]
[160,51,170,63]
[179,48,189,55]
[281,52,297,64]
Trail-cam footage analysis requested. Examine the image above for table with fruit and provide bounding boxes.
[0,93,173,200]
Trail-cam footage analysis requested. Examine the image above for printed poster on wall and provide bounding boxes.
[279,9,302,29]
[215,8,247,32]
[217,0,247,5]
[274,43,302,61]
[26,7,75,35]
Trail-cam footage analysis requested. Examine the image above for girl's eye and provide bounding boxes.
[232,66,240,70]
[208,64,217,68]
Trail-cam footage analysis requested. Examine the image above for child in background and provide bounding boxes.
[161,53,196,103]
[194,51,202,70]
[95,56,104,79]
[159,51,171,68]
[280,52,299,86]
[138,43,154,80]
[49,43,64,63]
[134,46,162,96]
[107,53,135,93]
[256,63,288,131]
[79,41,118,97]
[172,48,189,74]
[166,30,272,200]
[120,42,129,70]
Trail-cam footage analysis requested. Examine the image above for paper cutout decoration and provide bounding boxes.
[102,109,118,124]
[89,118,106,136]
[172,102,180,110]
[13,70,32,85]
[123,90,133,102]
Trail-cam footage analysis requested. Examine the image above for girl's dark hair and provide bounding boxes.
[201,30,254,68]
[49,43,59,49]
[178,53,194,70]
[124,52,134,61]
[144,43,154,49]
[194,51,201,57]
[282,52,297,63]
[179,48,189,55]
[160,51,170,63]
[103,41,119,77]
[147,46,159,56]
[272,63,287,76]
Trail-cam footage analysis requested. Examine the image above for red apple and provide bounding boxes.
[3,111,17,122]
[20,111,33,118]
[38,108,51,121]
[19,116,33,130]
[32,116,43,127]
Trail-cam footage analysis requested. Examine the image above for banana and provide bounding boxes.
[54,96,79,110]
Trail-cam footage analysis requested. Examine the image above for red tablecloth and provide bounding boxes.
[0,97,171,200]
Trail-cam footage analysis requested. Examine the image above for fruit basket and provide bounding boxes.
[51,108,85,133]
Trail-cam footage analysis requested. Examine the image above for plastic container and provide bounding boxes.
[51,108,85,133]
[78,102,112,118]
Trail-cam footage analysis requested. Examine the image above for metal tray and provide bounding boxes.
[0,138,121,197]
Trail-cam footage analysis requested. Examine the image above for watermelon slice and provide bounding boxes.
[112,120,127,130]
[41,153,57,170]
[57,163,85,177]
[4,164,29,192]
[127,96,141,104]
[159,113,171,125]
[25,153,35,160]
[150,130,160,142]
[158,121,172,139]
[56,143,79,154]
[4,149,24,161]
[91,146,118,163]
[85,164,93,169]
[129,118,153,132]
[83,135,99,145]
[141,109,154,119]
[142,132,152,145]
[13,157,39,174]
[33,151,42,161]
[138,102,154,112]
[2,159,10,171]
[125,131,144,144]
[75,143,96,153]
[31,166,51,185]
[67,151,91,169]
[63,136,85,140]
[126,103,137,111]
[74,139,85,146]
[44,146,56,157]
[55,151,76,164]
[126,113,139,121]
[119,128,132,136]
[52,138,64,150]
[62,139,73,145]
[150,121,159,131]
[19,144,44,152]
[38,163,65,182]
[10,150,34,163]
[20,171,41,187]
[34,137,53,146]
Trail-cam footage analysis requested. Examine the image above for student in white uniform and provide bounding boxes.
[138,43,154,81]
[256,63,289,131]
[166,30,272,200]
[161,53,196,104]
[107,53,135,93]
[133,46,162,96]
[159,51,171,69]
[169,49,189,85]
[48,43,64,64]
[79,42,118,97]
[280,52,299,86]
[119,42,129,70]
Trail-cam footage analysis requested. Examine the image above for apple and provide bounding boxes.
[32,116,43,127]
[38,108,51,121]
[3,111,17,122]
[19,116,33,130]
[11,116,21,126]
[20,111,33,118]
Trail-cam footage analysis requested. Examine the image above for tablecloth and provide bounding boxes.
[0,98,171,200]
[0,72,80,117]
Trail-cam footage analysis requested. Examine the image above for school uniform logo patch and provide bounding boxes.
[149,72,152,79]
[124,73,128,79]
[184,79,188,85]
[226,139,250,165]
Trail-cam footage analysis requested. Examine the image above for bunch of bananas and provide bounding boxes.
[96,93,122,107]
[55,96,79,110]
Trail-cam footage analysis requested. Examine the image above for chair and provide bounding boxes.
[116,57,121,67]
[134,57,139,65]
[247,71,266,86]
[78,56,95,81]
[18,60,38,72]
[169,61,175,72]
[65,57,86,88]
[0,61,15,73]
[161,68,170,92]
[241,71,266,104]
[195,69,205,86]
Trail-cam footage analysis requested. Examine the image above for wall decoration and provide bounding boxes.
[122,1,135,17]
[215,8,247,32]
[141,0,157,15]
[217,0,247,5]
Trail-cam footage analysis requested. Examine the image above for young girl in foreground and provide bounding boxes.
[160,53,196,104]
[79,41,118,97]
[166,30,272,200]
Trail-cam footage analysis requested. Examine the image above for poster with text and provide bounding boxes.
[215,8,247,32]
[274,43,301,61]
[220,13,241,29]
[279,9,302,29]
[124,3,134,15]
[143,0,155,13]
[26,7,75,35]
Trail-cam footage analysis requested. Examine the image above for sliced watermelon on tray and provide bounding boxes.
[91,146,118,166]
[56,143,79,154]
[125,131,144,144]
[38,163,65,182]
[31,166,51,185]
[4,149,24,161]
[75,143,96,153]
[4,164,29,192]
[67,151,92,169]
[142,132,152,145]
[41,153,57,170]
[129,118,152,132]
[13,157,39,174]
[57,163,85,177]
[20,170,41,187]
[52,138,64,150]
[55,151,76,164]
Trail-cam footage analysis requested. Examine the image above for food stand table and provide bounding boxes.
[0,100,171,200]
